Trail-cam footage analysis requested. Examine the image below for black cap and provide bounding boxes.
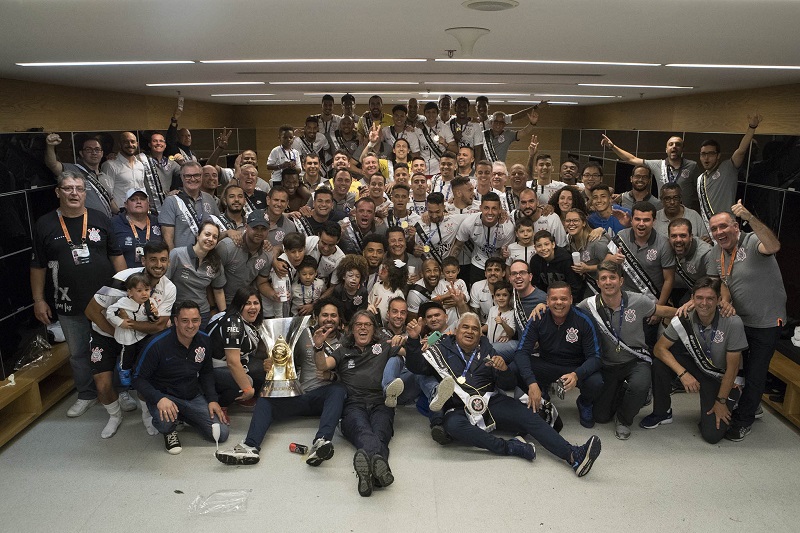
[418,300,446,318]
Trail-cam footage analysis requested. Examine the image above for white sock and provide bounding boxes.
[101,401,123,439]
[139,399,158,436]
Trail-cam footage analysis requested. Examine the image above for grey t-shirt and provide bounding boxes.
[158,191,222,249]
[483,129,518,163]
[644,158,700,211]
[664,311,748,372]
[166,246,226,315]
[654,207,709,240]
[614,228,676,295]
[618,191,662,211]
[215,237,272,305]
[673,237,712,290]
[697,159,739,222]
[578,291,655,365]
[704,232,787,328]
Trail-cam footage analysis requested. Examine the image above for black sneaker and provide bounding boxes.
[306,438,334,466]
[216,443,260,465]
[576,396,595,428]
[370,454,394,488]
[430,424,452,445]
[570,435,601,477]
[353,449,373,497]
[640,409,673,429]
[506,436,536,461]
[164,431,182,455]
[724,425,751,442]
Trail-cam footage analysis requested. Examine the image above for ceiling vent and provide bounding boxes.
[463,0,519,11]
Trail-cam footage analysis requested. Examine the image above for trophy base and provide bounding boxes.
[262,379,304,398]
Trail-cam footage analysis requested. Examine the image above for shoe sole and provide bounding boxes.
[615,429,631,440]
[429,376,455,412]
[639,415,673,429]
[371,455,394,488]
[306,442,334,466]
[166,446,182,455]
[384,378,404,408]
[576,436,601,477]
[353,451,372,497]
[215,451,259,465]
[724,428,751,442]
[430,426,452,445]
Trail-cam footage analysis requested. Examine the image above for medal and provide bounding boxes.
[423,245,430,253]
[401,221,408,229]
[457,376,466,385]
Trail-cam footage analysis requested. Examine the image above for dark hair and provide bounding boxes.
[314,296,343,319]
[454,96,470,107]
[381,255,409,293]
[355,196,377,210]
[303,152,320,163]
[334,168,353,181]
[440,151,457,161]
[386,225,407,241]
[228,287,263,326]
[692,276,722,298]
[298,255,318,272]
[427,192,444,205]
[535,153,552,163]
[172,300,201,318]
[342,310,382,348]
[485,256,506,271]
[441,256,460,270]
[322,94,334,103]
[481,191,501,204]
[283,232,306,251]
[534,229,555,244]
[387,295,407,311]
[509,259,530,272]
[451,176,472,190]
[369,94,383,103]
[341,93,355,103]
[268,186,289,199]
[668,217,693,234]
[581,161,603,175]
[514,216,534,231]
[458,145,475,156]
[333,148,350,158]
[548,185,588,217]
[632,201,657,217]
[143,240,169,256]
[393,161,410,173]
[475,159,493,170]
[281,167,300,180]
[314,187,334,201]
[220,183,244,211]
[590,183,611,194]
[125,272,149,291]
[391,183,410,196]
[661,183,682,196]
[194,220,221,271]
[362,232,386,251]
[548,280,571,293]
[493,279,513,294]
[305,116,320,125]
[700,139,721,152]
[392,104,408,115]
[335,254,369,282]
[279,124,294,134]
[320,221,342,240]
[476,95,489,104]
[597,259,623,278]
[631,165,652,178]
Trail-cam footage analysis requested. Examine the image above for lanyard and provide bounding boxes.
[423,223,442,247]
[602,297,625,351]
[412,200,427,215]
[485,224,499,255]
[281,147,296,163]
[455,343,480,379]
[301,284,309,304]
[128,216,151,244]
[57,209,87,246]
[719,246,737,284]
[698,323,717,360]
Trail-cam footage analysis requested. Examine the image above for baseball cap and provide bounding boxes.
[126,188,148,200]
[246,211,269,228]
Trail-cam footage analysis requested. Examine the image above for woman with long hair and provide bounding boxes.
[549,185,588,223]
[564,208,613,298]
[368,255,408,325]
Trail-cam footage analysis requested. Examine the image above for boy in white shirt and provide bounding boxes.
[431,256,470,330]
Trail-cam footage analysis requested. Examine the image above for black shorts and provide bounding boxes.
[89,333,122,374]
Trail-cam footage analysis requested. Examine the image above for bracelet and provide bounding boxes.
[678,370,688,378]
[243,387,254,394]
[748,125,758,129]
[313,345,324,351]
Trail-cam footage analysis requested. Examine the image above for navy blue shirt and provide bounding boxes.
[111,211,163,268]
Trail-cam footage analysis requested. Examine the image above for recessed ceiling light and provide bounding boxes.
[211,93,275,97]
[463,0,519,11]
[666,63,800,70]
[418,92,530,97]
[17,60,194,67]
[146,82,265,87]
[201,58,426,64]
[534,93,619,98]
[269,81,418,85]
[423,82,505,85]
[250,99,300,103]
[579,83,692,89]
[304,92,419,96]
[436,58,660,67]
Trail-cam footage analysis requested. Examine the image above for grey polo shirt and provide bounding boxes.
[664,310,748,371]
[166,245,226,315]
[644,158,700,211]
[654,207,709,240]
[215,237,272,305]
[578,291,655,366]
[266,214,298,247]
[618,191,662,211]
[704,232,787,329]
[673,237,712,290]
[483,129,518,163]
[615,228,676,295]
[158,191,222,249]
[697,159,739,218]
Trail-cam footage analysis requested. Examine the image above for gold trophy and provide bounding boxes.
[259,316,309,397]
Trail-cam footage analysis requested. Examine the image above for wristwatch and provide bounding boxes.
[715,396,727,404]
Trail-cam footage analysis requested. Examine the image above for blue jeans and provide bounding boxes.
[147,394,230,443]
[735,326,781,428]
[442,393,572,460]
[59,314,97,400]
[243,383,347,450]
[492,340,519,362]
[340,401,395,458]
[526,358,604,402]
[381,356,439,405]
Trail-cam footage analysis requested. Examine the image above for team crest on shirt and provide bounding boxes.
[125,237,133,246]
[581,250,591,262]
[646,249,658,262]
[680,169,689,179]
[152,226,161,236]
[736,248,747,262]
[711,171,720,180]
[353,295,363,306]
[206,265,214,277]
[88,227,101,242]
[347,359,356,369]
[624,308,637,322]
[90,346,103,363]
[686,263,697,274]
[713,330,725,343]
[275,231,285,242]
[204,203,211,213]
[194,346,206,363]
[565,327,579,343]
[255,258,266,271]
[372,343,382,355]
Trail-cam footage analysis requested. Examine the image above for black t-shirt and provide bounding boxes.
[207,313,261,365]
[332,341,400,405]
[331,284,368,323]
[31,208,122,316]
[246,190,268,212]
[530,246,585,301]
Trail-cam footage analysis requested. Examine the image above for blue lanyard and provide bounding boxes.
[698,324,717,360]
[423,223,442,247]
[455,344,480,379]
[485,225,499,255]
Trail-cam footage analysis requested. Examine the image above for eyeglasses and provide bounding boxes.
[583,173,602,179]
[82,148,103,154]
[564,219,582,225]
[183,173,202,180]
[509,271,529,277]
[59,186,86,193]
[353,322,374,329]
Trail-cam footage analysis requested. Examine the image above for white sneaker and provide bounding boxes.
[67,398,97,417]
[46,321,65,343]
[429,375,456,412]
[118,391,137,412]
[384,378,404,408]
[216,442,259,465]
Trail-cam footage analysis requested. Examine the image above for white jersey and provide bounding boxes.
[304,235,345,285]
[414,213,465,261]
[510,211,568,247]
[506,242,536,265]
[415,120,454,175]
[447,118,484,149]
[266,145,302,183]
[456,213,515,269]
[432,278,470,330]
[531,180,567,204]
[469,279,494,322]
[381,126,420,156]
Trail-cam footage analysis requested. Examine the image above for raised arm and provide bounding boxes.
[731,199,780,255]
[601,134,644,165]
[731,114,762,168]
[44,134,65,176]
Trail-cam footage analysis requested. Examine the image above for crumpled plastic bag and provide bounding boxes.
[188,489,252,515]
[14,335,52,371]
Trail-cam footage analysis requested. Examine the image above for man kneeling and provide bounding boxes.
[405,312,602,477]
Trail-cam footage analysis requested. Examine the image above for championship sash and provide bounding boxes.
[176,191,202,236]
[334,130,358,158]
[697,171,715,235]
[608,235,659,303]
[243,193,257,218]
[674,258,697,288]
[513,288,529,331]
[670,315,745,386]
[483,130,499,162]
[586,296,652,363]
[139,154,166,214]
[505,187,518,211]
[74,163,114,215]
[408,282,433,302]
[421,343,496,432]
[218,213,241,231]
[414,222,445,266]
[345,221,365,253]
[294,214,315,237]
[421,124,444,159]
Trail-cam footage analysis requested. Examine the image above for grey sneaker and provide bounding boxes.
[506,436,536,461]
[216,442,260,465]
[370,454,394,488]
[384,378,404,408]
[429,375,455,412]
[353,450,373,497]
[118,391,138,412]
[754,405,764,419]
[306,438,334,466]
[614,416,631,440]
[724,425,751,442]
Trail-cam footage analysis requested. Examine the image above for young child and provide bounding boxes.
[484,280,516,343]
[292,256,325,316]
[505,217,536,265]
[367,256,408,325]
[331,254,369,323]
[267,232,306,318]
[530,229,584,300]
[431,256,470,330]
[106,273,157,386]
